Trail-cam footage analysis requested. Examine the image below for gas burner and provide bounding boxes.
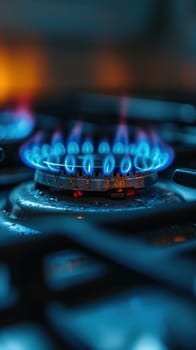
[20,122,174,196]
[0,118,183,239]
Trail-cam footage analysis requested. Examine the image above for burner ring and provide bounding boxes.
[8,181,182,219]
[35,169,157,192]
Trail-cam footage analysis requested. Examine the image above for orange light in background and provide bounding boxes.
[93,51,133,91]
[181,61,196,89]
[0,43,48,104]
[13,47,47,99]
[0,46,12,102]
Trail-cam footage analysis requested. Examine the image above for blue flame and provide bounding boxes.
[67,141,79,154]
[82,140,94,153]
[53,142,66,155]
[51,130,63,145]
[83,155,94,175]
[0,108,34,142]
[47,153,61,172]
[112,142,125,154]
[98,141,110,154]
[103,155,115,175]
[66,121,82,154]
[128,144,136,155]
[134,155,153,172]
[20,123,174,177]
[136,140,150,157]
[134,146,172,173]
[64,155,76,174]
[24,147,47,171]
[41,144,51,157]
[120,156,132,174]
[112,123,128,154]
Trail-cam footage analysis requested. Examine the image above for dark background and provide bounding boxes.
[0,0,196,103]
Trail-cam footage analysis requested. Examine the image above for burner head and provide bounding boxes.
[20,122,174,193]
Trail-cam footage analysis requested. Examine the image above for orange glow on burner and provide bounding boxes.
[73,190,84,198]
[126,189,136,197]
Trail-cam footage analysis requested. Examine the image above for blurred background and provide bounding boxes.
[0,0,196,105]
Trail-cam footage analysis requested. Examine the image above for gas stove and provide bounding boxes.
[0,95,195,350]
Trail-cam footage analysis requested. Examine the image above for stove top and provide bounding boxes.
[0,95,195,350]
